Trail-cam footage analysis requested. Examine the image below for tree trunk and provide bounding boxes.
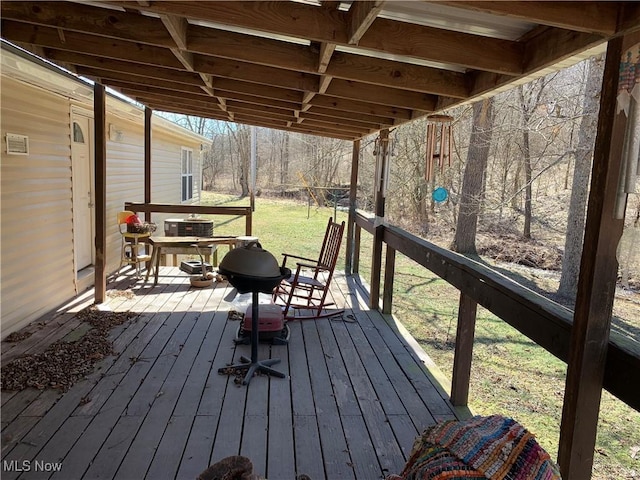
[558,55,604,299]
[518,85,534,238]
[280,133,289,187]
[451,98,494,254]
[522,128,533,238]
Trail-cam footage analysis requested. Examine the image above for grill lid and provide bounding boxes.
[219,241,281,278]
[218,242,291,293]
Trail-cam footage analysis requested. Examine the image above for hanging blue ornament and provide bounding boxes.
[432,187,448,203]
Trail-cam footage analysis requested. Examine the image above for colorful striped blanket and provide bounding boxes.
[387,415,561,480]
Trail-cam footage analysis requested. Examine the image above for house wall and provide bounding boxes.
[1,76,77,337]
[1,60,206,339]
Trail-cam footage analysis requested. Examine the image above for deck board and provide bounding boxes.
[1,268,462,480]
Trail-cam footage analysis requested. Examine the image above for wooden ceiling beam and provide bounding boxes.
[160,14,189,50]
[318,42,336,74]
[326,78,436,111]
[130,92,229,111]
[347,1,385,45]
[523,28,606,73]
[439,28,608,110]
[227,102,296,122]
[43,49,203,85]
[1,1,174,46]
[234,112,362,139]
[229,112,357,140]
[620,3,640,34]
[108,0,525,74]
[159,13,223,104]
[1,18,469,98]
[95,75,209,96]
[301,118,374,137]
[300,112,380,131]
[105,81,209,100]
[439,1,620,36]
[357,16,523,75]
[146,102,230,120]
[212,90,300,112]
[225,101,375,135]
[326,51,469,98]
[306,105,393,127]
[170,47,195,71]
[312,94,413,120]
[189,23,467,97]
[188,23,317,73]
[209,77,303,104]
[0,20,186,70]
[194,56,319,92]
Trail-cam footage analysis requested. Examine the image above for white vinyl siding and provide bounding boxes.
[1,76,76,335]
[1,50,206,339]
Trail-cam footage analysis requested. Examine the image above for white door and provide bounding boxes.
[71,114,94,271]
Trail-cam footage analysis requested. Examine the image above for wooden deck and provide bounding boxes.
[1,267,461,480]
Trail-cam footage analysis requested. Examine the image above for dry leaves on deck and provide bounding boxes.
[1,306,136,392]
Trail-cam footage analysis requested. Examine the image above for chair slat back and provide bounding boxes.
[318,217,345,270]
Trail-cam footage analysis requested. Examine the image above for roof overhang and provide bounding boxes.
[2,1,639,140]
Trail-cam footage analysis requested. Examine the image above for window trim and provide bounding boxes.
[181,147,194,202]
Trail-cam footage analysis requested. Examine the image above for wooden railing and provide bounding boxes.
[124,202,252,236]
[351,210,640,412]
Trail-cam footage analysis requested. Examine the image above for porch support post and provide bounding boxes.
[370,129,389,310]
[345,139,360,275]
[558,33,632,479]
[144,107,152,221]
[94,83,107,303]
[450,293,478,406]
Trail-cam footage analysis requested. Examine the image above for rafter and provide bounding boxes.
[1,20,185,69]
[160,14,189,51]
[104,1,525,74]
[347,1,385,45]
[2,0,631,142]
[439,1,619,36]
[1,17,468,98]
[318,42,336,73]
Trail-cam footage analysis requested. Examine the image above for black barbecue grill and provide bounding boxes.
[217,242,290,385]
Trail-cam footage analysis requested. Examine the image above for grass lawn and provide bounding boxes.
[201,191,640,480]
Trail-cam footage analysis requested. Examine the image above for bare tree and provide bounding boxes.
[226,124,251,197]
[518,77,557,238]
[558,55,605,299]
[451,98,494,254]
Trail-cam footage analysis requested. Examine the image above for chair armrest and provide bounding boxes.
[282,253,318,268]
[295,262,330,272]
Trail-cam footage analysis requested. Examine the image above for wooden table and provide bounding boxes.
[145,236,237,285]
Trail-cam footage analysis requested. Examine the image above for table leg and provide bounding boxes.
[154,246,162,285]
[145,245,156,283]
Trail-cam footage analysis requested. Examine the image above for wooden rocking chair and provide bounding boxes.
[273,217,345,319]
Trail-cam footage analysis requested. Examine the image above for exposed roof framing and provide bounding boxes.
[2,1,639,140]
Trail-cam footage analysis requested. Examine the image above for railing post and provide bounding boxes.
[369,129,389,310]
[450,292,478,406]
[345,139,360,275]
[382,245,395,314]
[246,208,252,236]
[353,224,361,275]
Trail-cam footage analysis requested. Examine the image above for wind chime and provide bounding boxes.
[425,114,454,182]
[425,114,454,204]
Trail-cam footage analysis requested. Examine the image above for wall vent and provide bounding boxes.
[6,133,29,155]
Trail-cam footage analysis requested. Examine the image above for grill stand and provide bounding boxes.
[219,291,286,385]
